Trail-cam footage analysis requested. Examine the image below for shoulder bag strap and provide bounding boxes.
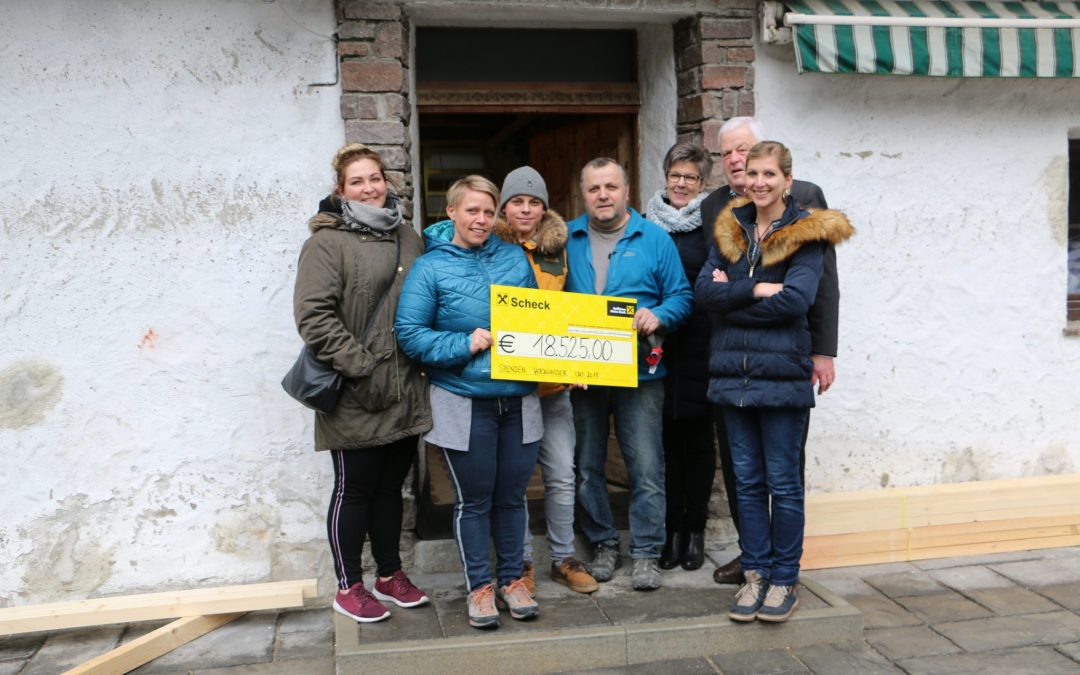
[358,233,402,344]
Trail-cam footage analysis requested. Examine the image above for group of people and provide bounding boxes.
[291,117,853,631]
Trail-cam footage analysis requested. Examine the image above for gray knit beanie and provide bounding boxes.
[499,166,549,212]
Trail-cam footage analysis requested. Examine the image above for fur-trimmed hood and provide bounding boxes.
[307,211,346,234]
[494,209,568,256]
[714,197,854,267]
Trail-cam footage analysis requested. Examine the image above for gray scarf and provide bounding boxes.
[646,189,709,234]
[341,191,403,236]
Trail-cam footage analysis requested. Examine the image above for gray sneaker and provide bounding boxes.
[631,558,663,591]
[757,584,799,622]
[728,569,768,622]
[587,543,622,582]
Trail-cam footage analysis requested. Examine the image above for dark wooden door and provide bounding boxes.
[529,115,636,220]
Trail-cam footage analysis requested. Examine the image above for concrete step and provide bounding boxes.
[334,565,862,674]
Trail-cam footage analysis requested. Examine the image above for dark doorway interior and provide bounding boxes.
[419,112,638,226]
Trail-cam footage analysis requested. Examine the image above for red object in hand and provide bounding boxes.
[645,346,663,367]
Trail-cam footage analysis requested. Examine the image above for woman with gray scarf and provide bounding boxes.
[646,142,717,573]
[293,144,432,624]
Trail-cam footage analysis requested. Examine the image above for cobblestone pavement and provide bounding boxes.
[3,545,1079,674]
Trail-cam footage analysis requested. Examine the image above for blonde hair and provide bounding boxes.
[746,141,792,177]
[331,143,388,192]
[446,175,500,210]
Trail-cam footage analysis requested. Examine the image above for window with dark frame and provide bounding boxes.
[1069,138,1079,322]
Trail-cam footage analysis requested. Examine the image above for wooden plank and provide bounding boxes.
[0,579,316,636]
[805,474,1080,536]
[804,533,1080,570]
[803,514,1080,566]
[63,613,243,675]
[909,514,1080,549]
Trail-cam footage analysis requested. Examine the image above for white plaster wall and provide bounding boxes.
[754,42,1080,493]
[637,25,678,207]
[0,0,342,605]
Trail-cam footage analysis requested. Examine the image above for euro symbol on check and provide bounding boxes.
[497,293,509,305]
[498,334,516,354]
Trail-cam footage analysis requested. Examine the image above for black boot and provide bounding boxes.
[659,531,684,570]
[681,531,705,570]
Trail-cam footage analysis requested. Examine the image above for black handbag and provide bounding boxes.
[282,235,401,414]
[281,345,345,413]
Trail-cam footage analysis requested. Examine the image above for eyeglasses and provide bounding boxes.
[666,171,701,186]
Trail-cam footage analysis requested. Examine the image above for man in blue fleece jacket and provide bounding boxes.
[564,157,693,591]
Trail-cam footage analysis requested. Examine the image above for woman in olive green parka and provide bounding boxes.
[292,144,431,624]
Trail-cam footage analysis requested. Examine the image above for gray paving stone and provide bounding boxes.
[990,557,1080,586]
[844,595,923,629]
[792,639,903,674]
[928,565,1015,590]
[352,600,444,642]
[561,657,719,674]
[190,657,335,675]
[1056,642,1080,663]
[863,570,948,597]
[20,627,124,675]
[864,625,961,661]
[817,561,915,578]
[275,628,332,661]
[893,592,993,624]
[596,586,729,626]
[934,610,1080,652]
[802,569,879,598]
[966,586,1061,616]
[0,661,27,675]
[1037,582,1080,610]
[277,607,332,634]
[131,612,276,673]
[1039,546,1080,560]
[898,645,1080,674]
[711,648,809,674]
[912,550,1045,570]
[0,632,44,660]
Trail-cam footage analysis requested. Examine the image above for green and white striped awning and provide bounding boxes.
[785,0,1080,77]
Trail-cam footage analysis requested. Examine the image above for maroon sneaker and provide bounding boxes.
[373,570,430,608]
[333,582,390,623]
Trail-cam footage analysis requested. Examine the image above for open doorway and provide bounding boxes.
[412,26,646,540]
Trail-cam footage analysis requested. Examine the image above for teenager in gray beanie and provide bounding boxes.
[493,167,598,596]
[499,166,549,212]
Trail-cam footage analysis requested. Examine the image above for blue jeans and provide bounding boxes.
[572,379,666,559]
[443,397,540,590]
[723,406,807,586]
[524,390,578,564]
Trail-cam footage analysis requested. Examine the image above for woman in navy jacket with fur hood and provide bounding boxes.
[696,142,853,624]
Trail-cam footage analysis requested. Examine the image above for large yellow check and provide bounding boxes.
[490,285,638,388]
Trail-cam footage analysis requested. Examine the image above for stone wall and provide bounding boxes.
[675,11,757,188]
[338,1,414,216]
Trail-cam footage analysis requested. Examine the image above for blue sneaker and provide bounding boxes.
[728,569,767,622]
[757,584,799,623]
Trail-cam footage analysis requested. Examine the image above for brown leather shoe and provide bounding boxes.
[551,557,599,594]
[713,554,745,584]
[521,560,536,596]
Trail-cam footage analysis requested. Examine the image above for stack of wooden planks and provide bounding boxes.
[0,579,317,675]
[802,473,1080,569]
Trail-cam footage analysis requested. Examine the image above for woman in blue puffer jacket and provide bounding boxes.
[395,175,540,631]
[696,142,853,625]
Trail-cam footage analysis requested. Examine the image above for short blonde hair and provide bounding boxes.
[446,175,500,210]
